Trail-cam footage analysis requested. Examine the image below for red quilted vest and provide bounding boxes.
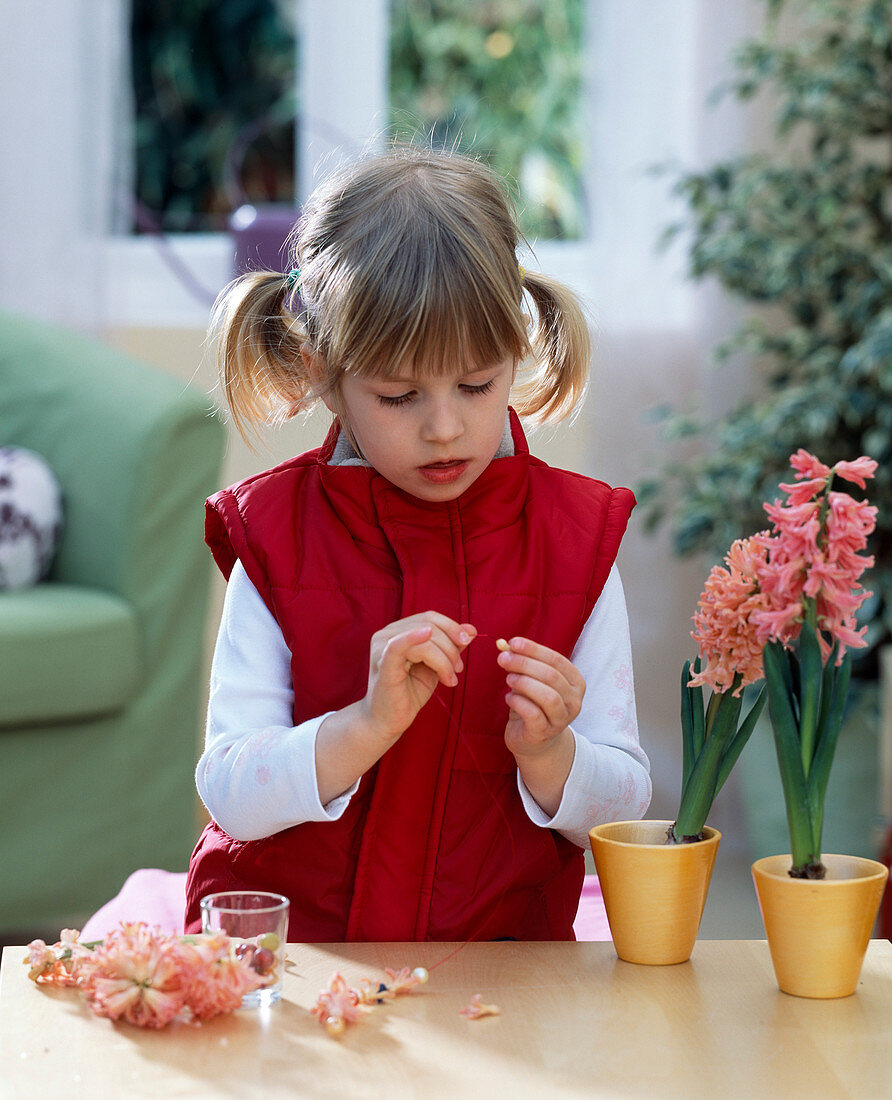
[185,410,634,941]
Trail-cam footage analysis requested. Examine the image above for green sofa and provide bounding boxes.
[0,311,225,931]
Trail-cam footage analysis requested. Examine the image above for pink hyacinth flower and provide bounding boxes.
[689,535,772,695]
[82,923,190,1029]
[180,933,265,1020]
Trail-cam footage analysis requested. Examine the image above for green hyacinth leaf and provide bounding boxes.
[797,621,824,778]
[675,685,742,839]
[715,683,766,793]
[690,657,706,759]
[681,660,696,787]
[763,640,817,872]
[807,651,852,854]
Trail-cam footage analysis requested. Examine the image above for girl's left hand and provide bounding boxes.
[497,637,586,758]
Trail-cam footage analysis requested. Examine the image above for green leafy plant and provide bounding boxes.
[390,0,585,240]
[639,0,891,668]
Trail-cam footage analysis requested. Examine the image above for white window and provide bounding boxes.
[1,1,745,332]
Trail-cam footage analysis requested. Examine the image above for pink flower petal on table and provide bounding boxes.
[311,971,366,1035]
[459,993,501,1019]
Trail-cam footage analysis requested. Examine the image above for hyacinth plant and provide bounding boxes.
[669,541,768,845]
[680,450,877,877]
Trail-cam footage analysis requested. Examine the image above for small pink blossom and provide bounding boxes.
[788,449,831,480]
[832,456,878,489]
[25,940,57,981]
[382,966,425,995]
[310,971,365,1035]
[459,993,501,1020]
[778,476,830,507]
[24,929,89,985]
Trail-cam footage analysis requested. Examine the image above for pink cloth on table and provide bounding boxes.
[80,869,610,942]
[573,876,611,941]
[80,869,187,941]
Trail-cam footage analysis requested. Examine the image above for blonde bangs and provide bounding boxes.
[302,148,530,382]
[340,267,530,381]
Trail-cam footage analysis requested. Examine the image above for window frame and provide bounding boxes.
[102,0,702,330]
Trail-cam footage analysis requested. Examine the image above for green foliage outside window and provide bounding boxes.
[390,0,586,241]
[131,0,584,240]
[639,0,892,673]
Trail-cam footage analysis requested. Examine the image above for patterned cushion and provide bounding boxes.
[0,445,63,589]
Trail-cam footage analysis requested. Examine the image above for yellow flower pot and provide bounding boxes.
[589,820,721,965]
[752,853,889,999]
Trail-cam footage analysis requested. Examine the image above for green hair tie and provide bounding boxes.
[285,267,302,289]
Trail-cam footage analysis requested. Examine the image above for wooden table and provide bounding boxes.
[2,939,890,1098]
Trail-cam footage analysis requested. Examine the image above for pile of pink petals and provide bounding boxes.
[25,923,265,1029]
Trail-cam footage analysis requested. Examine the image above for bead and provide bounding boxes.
[496,638,510,652]
[412,967,429,984]
[325,1015,346,1036]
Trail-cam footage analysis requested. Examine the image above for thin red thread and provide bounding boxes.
[408,633,520,973]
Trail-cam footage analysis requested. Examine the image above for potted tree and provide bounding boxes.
[639,0,892,871]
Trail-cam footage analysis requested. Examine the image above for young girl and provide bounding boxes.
[184,145,651,943]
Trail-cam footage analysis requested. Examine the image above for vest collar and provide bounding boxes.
[316,407,531,538]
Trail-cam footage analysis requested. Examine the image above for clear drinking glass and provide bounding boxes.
[200,891,289,1007]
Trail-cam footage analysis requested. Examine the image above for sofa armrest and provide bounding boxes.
[0,312,224,602]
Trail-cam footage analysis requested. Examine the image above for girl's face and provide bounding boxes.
[335,356,515,501]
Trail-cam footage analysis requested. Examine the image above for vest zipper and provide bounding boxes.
[413,498,471,937]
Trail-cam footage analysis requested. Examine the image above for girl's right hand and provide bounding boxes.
[315,612,475,806]
[360,612,476,745]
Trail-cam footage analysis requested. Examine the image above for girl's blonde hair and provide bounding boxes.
[213,144,591,441]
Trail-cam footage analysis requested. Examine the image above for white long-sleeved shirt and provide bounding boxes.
[197,560,652,849]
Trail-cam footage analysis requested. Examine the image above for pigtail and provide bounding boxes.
[211,271,310,443]
[512,269,591,424]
